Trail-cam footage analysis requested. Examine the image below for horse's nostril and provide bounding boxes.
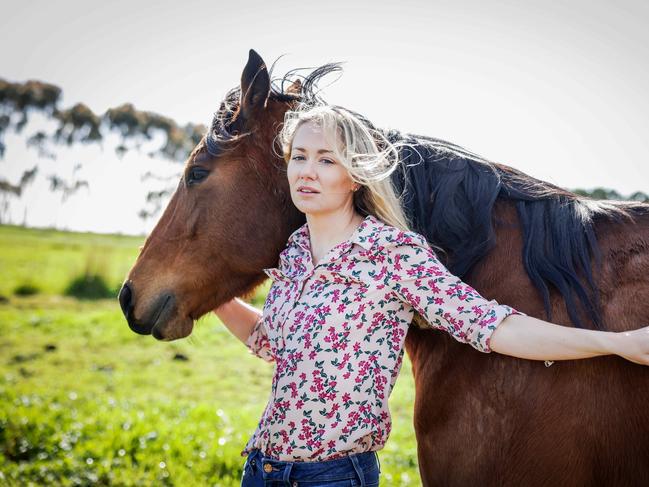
[118,283,132,318]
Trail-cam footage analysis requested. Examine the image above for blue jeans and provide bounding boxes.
[240,448,381,486]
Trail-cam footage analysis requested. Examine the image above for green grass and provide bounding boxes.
[0,224,143,298]
[0,224,420,486]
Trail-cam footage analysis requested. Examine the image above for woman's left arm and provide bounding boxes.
[489,313,649,365]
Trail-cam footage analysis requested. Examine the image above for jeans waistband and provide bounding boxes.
[247,448,378,483]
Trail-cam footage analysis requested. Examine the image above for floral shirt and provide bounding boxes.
[241,214,522,462]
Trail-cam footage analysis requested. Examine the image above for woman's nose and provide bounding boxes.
[298,159,317,179]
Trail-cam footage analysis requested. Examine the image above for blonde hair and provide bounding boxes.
[278,103,412,232]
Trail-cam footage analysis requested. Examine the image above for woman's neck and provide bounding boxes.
[306,210,365,265]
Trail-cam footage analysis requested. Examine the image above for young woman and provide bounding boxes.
[214,104,649,487]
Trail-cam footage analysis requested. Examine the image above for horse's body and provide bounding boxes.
[120,50,649,485]
[406,199,649,485]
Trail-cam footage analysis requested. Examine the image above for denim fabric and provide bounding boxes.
[240,448,381,486]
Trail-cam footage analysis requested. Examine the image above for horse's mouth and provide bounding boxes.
[150,295,176,340]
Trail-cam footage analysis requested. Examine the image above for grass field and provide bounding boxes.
[0,225,421,486]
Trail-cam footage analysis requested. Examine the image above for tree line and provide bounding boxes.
[0,77,647,225]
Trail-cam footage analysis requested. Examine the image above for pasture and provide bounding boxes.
[0,225,420,486]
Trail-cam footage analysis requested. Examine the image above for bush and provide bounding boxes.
[63,249,122,300]
[64,272,116,300]
[13,283,40,296]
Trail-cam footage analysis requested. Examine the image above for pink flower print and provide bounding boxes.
[427,281,440,293]
[372,265,388,283]
[336,352,351,370]
[310,375,324,393]
[393,254,402,271]
[325,403,340,418]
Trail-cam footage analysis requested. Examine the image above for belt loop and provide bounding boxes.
[349,454,366,487]
[282,462,293,486]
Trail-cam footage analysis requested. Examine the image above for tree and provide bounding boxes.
[0,77,206,224]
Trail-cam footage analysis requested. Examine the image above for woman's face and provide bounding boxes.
[287,121,357,217]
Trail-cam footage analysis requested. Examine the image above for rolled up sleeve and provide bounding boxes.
[245,316,275,362]
[386,231,524,353]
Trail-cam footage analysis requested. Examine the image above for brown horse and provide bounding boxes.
[119,50,649,486]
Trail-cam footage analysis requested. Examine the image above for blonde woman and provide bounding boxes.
[214,104,649,487]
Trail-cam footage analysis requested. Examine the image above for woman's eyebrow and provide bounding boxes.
[293,147,334,154]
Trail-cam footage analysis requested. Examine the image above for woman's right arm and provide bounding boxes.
[213,298,275,362]
[213,298,262,344]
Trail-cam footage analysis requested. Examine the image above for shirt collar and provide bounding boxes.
[263,214,384,283]
[288,213,381,254]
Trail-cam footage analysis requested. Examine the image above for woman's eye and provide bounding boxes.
[291,155,305,161]
[321,158,335,165]
[187,167,210,186]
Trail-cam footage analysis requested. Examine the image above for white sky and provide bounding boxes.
[1,0,648,235]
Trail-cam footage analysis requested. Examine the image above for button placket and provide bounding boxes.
[280,273,312,352]
[280,242,354,350]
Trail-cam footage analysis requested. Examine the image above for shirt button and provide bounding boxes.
[292,482,298,487]
[263,463,273,473]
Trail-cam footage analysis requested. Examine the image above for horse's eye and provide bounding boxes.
[187,167,210,186]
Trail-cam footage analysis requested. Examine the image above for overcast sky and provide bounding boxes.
[1,0,648,234]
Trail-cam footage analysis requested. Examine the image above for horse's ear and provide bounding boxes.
[286,79,302,95]
[239,49,270,123]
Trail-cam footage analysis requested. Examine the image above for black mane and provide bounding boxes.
[387,130,649,329]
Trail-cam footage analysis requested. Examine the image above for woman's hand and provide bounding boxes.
[612,325,649,365]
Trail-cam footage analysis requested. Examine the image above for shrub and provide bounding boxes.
[63,249,121,300]
[13,283,40,296]
[64,272,115,300]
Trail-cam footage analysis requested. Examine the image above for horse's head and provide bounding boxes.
[118,50,305,340]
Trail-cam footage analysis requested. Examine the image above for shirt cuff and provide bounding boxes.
[475,303,525,353]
